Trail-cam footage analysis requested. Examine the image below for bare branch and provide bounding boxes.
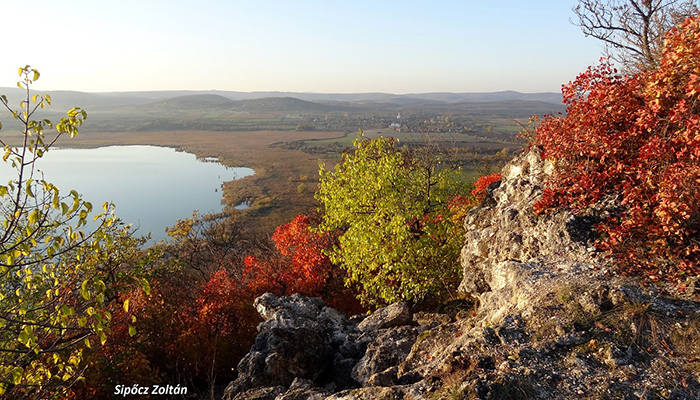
[572,0,699,71]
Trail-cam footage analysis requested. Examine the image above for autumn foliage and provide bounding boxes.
[471,173,502,203]
[244,214,332,295]
[244,214,363,314]
[534,16,700,285]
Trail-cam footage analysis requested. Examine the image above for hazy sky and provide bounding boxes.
[1,0,603,94]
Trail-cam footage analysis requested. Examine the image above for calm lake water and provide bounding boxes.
[1,145,254,242]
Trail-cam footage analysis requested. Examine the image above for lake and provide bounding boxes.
[0,145,254,242]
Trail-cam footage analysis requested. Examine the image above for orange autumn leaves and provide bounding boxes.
[244,214,363,313]
[244,214,333,295]
[534,16,700,285]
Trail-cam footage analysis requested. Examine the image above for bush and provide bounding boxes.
[316,134,469,306]
[244,213,363,314]
[534,16,700,285]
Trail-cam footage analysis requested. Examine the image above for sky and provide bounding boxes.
[0,0,604,94]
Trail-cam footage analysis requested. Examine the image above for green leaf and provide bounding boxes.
[61,304,74,317]
[140,278,151,295]
[28,210,39,224]
[25,181,34,198]
[18,331,30,347]
[11,367,23,385]
[80,280,90,300]
[129,325,137,337]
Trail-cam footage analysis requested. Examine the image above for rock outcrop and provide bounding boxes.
[223,148,700,399]
[222,294,430,400]
[459,146,614,324]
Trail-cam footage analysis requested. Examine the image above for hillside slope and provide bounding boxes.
[221,148,700,400]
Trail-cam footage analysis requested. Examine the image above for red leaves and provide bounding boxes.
[244,214,364,314]
[535,16,700,284]
[447,195,470,210]
[271,214,333,293]
[471,173,502,203]
[243,214,334,295]
[533,188,555,215]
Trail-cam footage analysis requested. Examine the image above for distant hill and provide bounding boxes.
[0,87,564,133]
[231,97,349,112]
[158,94,237,110]
[0,88,564,111]
[140,95,351,113]
[402,91,563,104]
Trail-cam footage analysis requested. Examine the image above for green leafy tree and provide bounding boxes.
[316,133,469,306]
[0,66,150,398]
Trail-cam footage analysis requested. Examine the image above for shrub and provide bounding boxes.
[316,134,469,306]
[0,67,152,398]
[471,173,502,203]
[244,213,363,314]
[534,16,700,285]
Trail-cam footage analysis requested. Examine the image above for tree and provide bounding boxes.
[0,66,150,398]
[316,133,469,306]
[534,16,700,286]
[572,0,698,70]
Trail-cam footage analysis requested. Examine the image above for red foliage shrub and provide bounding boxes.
[534,16,700,285]
[244,214,364,314]
[80,272,262,398]
[471,173,502,203]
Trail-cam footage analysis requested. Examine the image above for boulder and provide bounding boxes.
[222,293,361,399]
[356,302,412,332]
[228,386,284,400]
[276,378,331,400]
[351,325,424,385]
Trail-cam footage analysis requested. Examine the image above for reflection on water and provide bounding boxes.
[0,145,254,242]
